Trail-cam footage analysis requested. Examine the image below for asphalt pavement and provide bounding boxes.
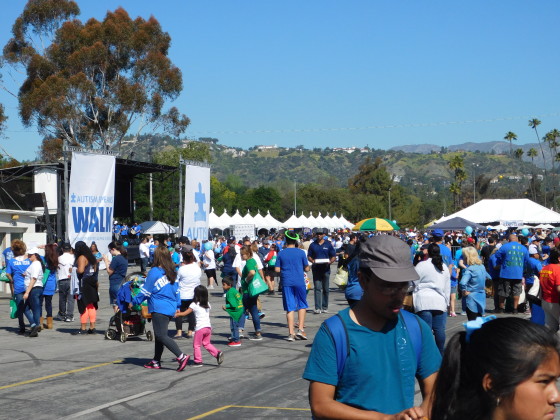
[0,266,527,419]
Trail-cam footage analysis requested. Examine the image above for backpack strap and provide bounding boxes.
[400,309,422,368]
[324,314,349,379]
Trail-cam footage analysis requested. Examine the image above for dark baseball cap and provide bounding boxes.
[360,236,419,283]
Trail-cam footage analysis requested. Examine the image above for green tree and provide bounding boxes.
[153,142,212,166]
[513,148,524,160]
[237,186,283,218]
[529,118,547,206]
[448,155,467,209]
[3,2,189,154]
[209,176,236,215]
[348,157,392,196]
[504,131,517,157]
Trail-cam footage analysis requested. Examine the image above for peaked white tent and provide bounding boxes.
[209,208,224,230]
[264,210,283,230]
[297,211,309,227]
[339,214,354,229]
[139,221,177,234]
[284,213,304,228]
[229,209,245,225]
[253,211,267,229]
[242,210,255,224]
[217,209,232,228]
[436,199,560,225]
[306,212,319,229]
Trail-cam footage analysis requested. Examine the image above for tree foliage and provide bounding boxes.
[3,1,189,154]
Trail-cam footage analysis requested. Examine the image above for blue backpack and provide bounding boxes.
[324,310,422,378]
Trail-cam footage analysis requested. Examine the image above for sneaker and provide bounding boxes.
[64,317,74,322]
[296,330,308,340]
[459,312,467,316]
[496,308,504,314]
[258,312,266,319]
[208,285,215,289]
[249,332,263,341]
[176,355,190,372]
[245,314,250,320]
[29,325,40,338]
[192,362,203,367]
[322,309,329,314]
[17,328,26,335]
[71,329,87,335]
[448,312,457,317]
[287,334,296,342]
[227,341,241,347]
[313,309,321,314]
[216,351,224,365]
[55,315,65,321]
[267,290,275,296]
[87,328,96,334]
[144,360,161,369]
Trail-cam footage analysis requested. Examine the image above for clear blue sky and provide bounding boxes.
[1,1,560,161]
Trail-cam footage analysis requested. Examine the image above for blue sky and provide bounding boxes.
[1,1,560,161]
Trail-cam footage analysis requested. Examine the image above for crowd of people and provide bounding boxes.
[4,225,560,419]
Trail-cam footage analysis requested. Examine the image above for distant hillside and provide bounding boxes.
[392,141,549,167]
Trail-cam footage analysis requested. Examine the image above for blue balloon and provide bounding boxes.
[465,226,473,235]
[204,242,213,251]
[521,228,529,236]
[123,241,129,247]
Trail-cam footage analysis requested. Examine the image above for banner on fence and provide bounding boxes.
[67,152,115,252]
[183,164,210,240]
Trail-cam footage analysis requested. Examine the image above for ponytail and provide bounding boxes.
[428,243,444,272]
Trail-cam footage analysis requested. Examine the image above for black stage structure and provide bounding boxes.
[0,159,177,242]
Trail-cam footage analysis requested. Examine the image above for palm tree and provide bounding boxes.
[449,155,466,209]
[504,131,517,157]
[528,148,538,200]
[529,118,547,206]
[546,129,560,209]
[514,148,524,160]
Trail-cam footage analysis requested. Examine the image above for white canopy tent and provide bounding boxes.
[253,211,268,229]
[139,221,177,235]
[229,209,245,225]
[209,208,224,230]
[436,199,560,225]
[283,213,304,228]
[297,211,309,227]
[217,209,232,229]
[306,212,319,229]
[339,214,355,229]
[242,210,255,224]
[264,210,283,230]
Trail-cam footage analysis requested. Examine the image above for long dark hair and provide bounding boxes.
[108,241,128,258]
[44,243,59,271]
[431,317,560,420]
[428,243,443,272]
[181,249,196,264]
[74,241,97,267]
[153,245,177,283]
[193,285,209,309]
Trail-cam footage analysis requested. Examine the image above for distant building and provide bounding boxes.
[256,145,278,151]
[332,147,368,154]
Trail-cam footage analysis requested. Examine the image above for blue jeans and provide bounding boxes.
[14,292,34,329]
[26,287,43,326]
[416,310,446,355]
[140,257,149,273]
[229,317,242,341]
[109,281,120,306]
[242,294,261,332]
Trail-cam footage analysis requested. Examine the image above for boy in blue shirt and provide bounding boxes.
[303,235,441,418]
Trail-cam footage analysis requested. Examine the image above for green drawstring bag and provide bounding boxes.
[9,297,17,319]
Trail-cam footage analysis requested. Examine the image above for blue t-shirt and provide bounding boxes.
[344,257,363,301]
[3,247,13,265]
[525,257,543,285]
[303,308,441,414]
[120,226,129,235]
[495,242,530,279]
[275,247,309,287]
[171,251,181,271]
[308,240,336,271]
[109,254,128,285]
[7,256,32,294]
[438,243,453,268]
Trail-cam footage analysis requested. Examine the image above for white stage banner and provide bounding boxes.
[183,164,210,240]
[67,152,115,252]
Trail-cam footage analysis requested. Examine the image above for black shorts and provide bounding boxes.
[205,269,217,279]
[498,278,523,298]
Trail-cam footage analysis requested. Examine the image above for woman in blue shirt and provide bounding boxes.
[6,240,33,334]
[133,246,189,371]
[103,242,128,310]
[460,247,491,321]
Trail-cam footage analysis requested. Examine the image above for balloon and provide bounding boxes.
[521,228,529,236]
[204,242,212,251]
[123,241,129,247]
[465,226,473,235]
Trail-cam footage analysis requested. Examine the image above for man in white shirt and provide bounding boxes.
[139,236,150,275]
[57,243,75,322]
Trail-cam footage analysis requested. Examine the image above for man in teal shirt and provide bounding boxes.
[303,236,441,418]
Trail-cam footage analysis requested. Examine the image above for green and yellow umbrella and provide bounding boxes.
[352,218,400,231]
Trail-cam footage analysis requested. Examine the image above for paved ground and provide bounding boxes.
[0,266,528,419]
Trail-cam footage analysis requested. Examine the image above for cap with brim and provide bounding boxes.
[528,244,539,255]
[27,247,41,255]
[432,229,444,237]
[359,236,420,283]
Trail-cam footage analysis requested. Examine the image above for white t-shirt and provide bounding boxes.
[57,252,75,280]
[189,302,212,331]
[139,242,150,258]
[24,260,44,288]
[203,250,216,270]
[177,263,202,300]
[232,253,263,271]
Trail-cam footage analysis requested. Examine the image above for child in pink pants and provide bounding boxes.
[175,285,224,367]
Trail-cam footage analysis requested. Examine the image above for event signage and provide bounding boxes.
[183,164,210,240]
[67,152,115,252]
[500,220,523,228]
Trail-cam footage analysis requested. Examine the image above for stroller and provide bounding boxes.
[105,272,153,343]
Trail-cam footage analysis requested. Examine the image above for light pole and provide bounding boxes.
[294,179,297,215]
[388,187,392,220]
[472,163,479,204]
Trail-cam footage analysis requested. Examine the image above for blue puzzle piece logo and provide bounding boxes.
[194,182,206,222]
[71,193,76,203]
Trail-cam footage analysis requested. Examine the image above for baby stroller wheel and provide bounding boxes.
[146,331,153,341]
[119,332,127,343]
[105,329,116,340]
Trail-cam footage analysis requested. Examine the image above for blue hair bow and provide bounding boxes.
[463,315,497,342]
